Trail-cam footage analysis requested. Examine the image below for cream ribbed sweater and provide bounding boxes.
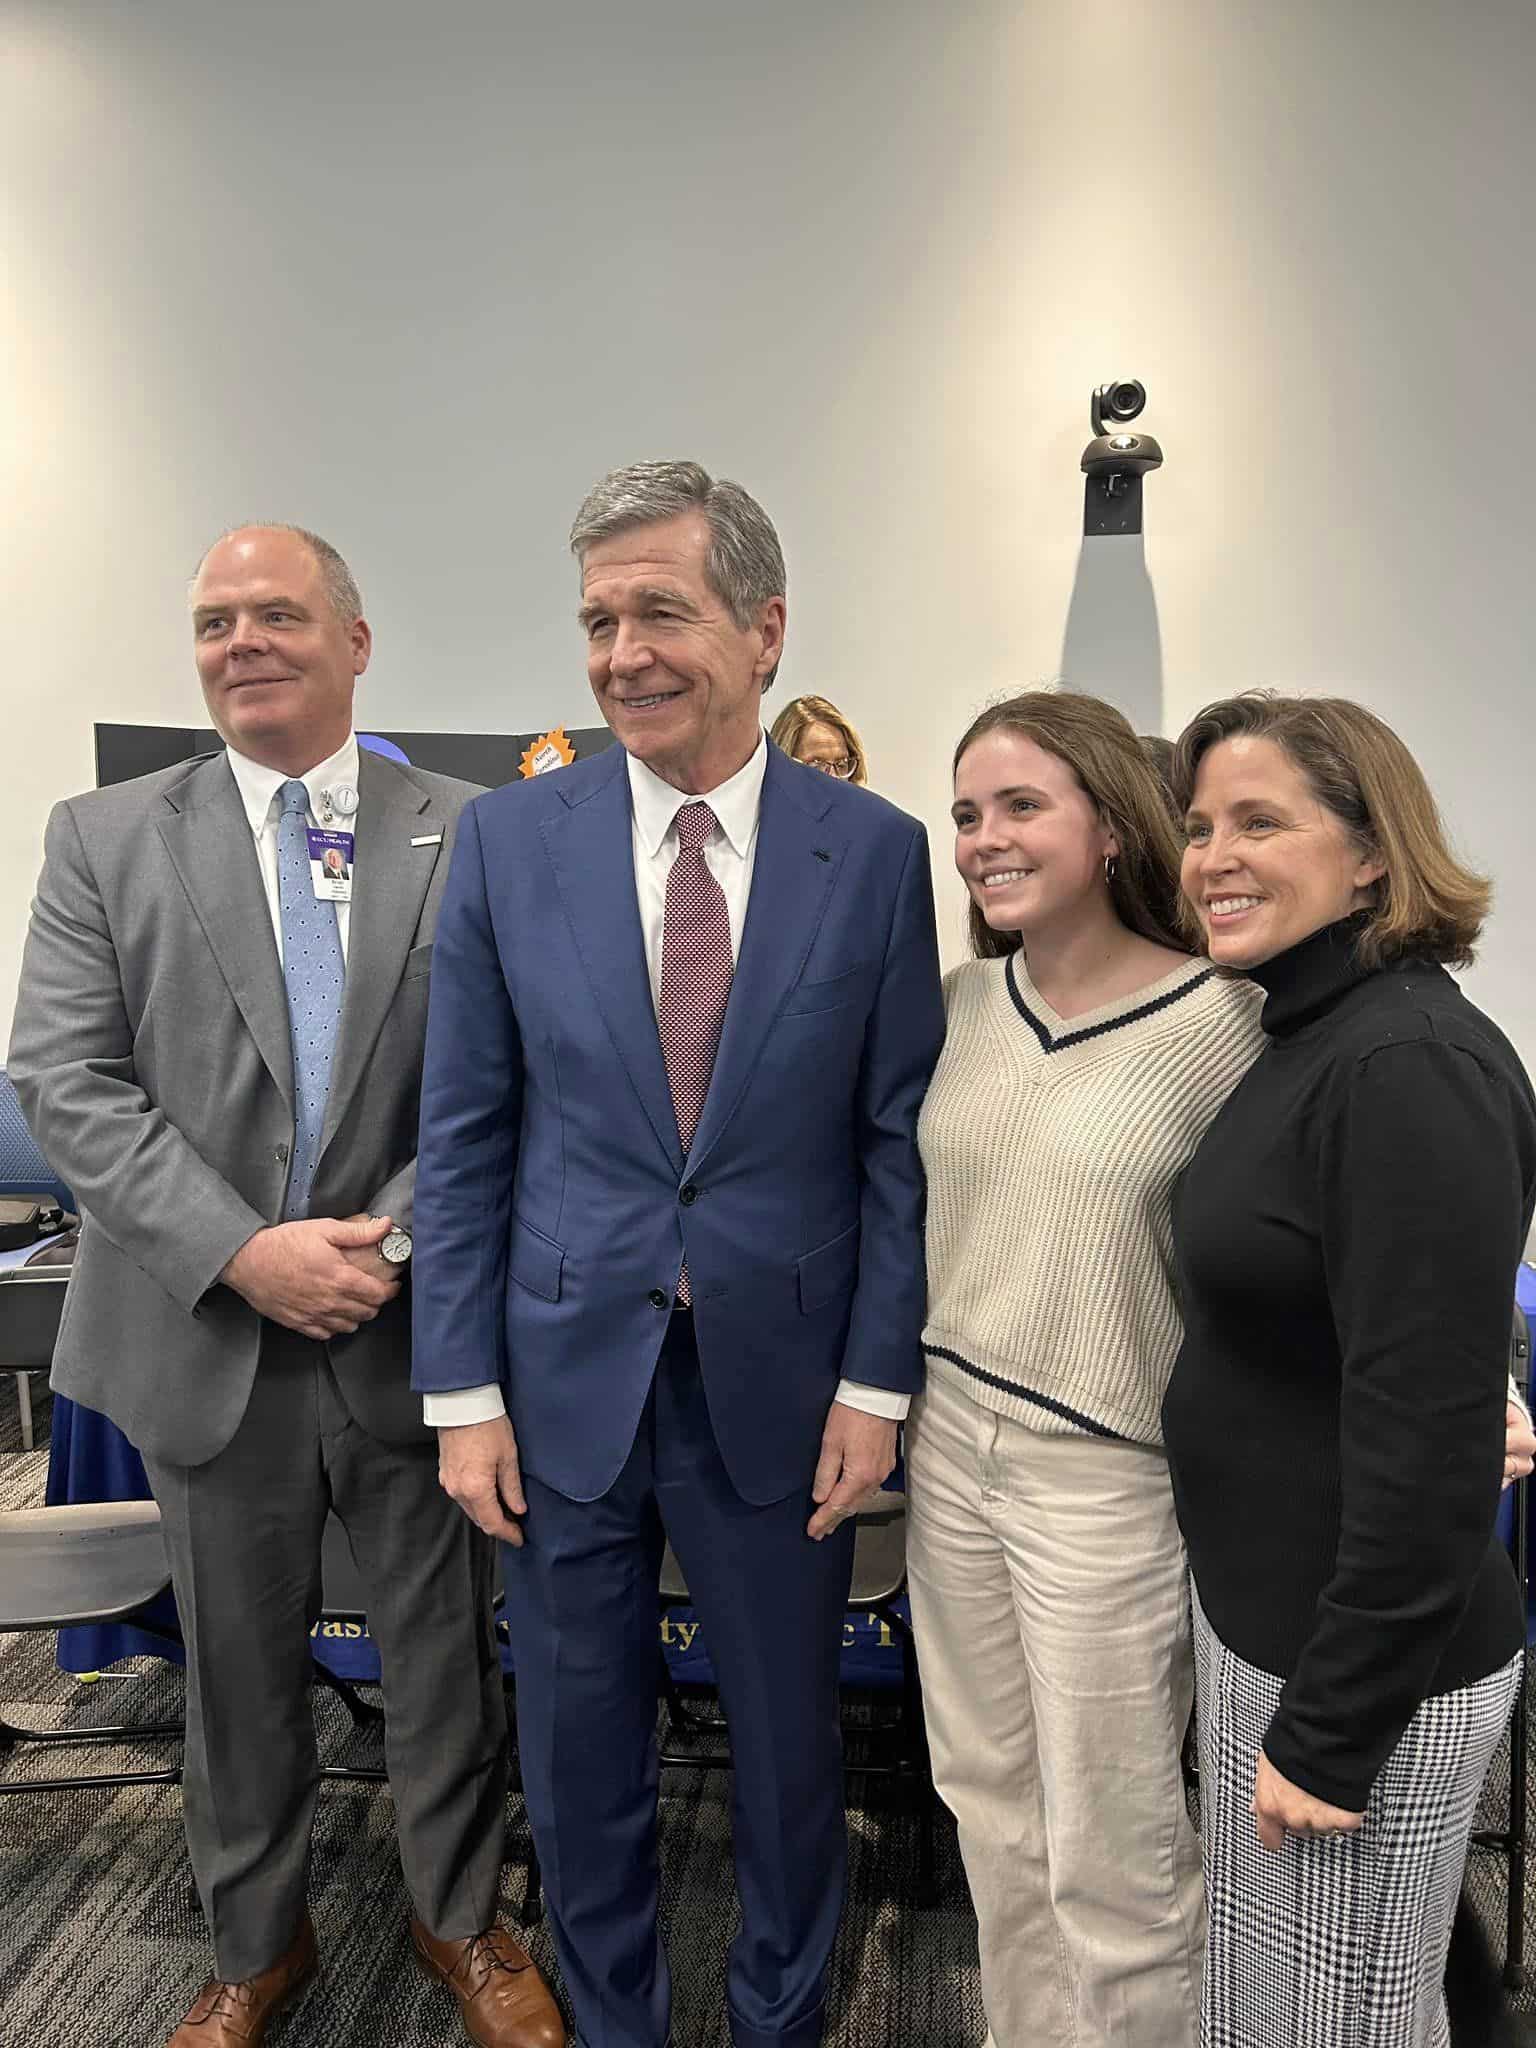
[919,951,1264,1447]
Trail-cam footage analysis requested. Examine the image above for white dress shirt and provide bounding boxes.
[224,732,360,967]
[424,734,909,1428]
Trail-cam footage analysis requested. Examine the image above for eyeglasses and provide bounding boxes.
[805,754,857,779]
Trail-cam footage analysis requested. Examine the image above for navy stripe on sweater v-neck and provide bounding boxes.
[1004,951,1215,1054]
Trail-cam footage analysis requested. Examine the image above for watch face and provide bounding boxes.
[381,1229,412,1265]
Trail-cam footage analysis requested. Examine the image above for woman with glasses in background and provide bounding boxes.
[770,694,868,785]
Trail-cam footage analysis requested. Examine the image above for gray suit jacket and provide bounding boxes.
[7,747,481,1467]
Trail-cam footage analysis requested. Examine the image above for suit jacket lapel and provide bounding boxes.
[686,746,840,1177]
[157,757,294,1109]
[321,751,437,1154]
[542,748,685,1174]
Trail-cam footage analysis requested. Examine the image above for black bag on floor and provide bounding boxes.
[0,1194,65,1252]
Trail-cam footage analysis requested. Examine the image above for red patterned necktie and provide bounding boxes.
[657,800,733,1304]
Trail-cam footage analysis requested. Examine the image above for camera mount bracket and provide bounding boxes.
[1082,380,1162,536]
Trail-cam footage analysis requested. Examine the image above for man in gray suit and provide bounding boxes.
[7,526,564,2048]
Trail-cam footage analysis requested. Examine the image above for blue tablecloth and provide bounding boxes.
[45,1391,182,1672]
[52,1266,1536,1681]
[1517,1262,1536,1347]
[44,1394,911,1688]
[1503,1264,1536,1593]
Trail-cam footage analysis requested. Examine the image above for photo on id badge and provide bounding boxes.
[308,828,354,902]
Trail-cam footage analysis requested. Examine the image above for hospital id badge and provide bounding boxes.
[307,828,355,902]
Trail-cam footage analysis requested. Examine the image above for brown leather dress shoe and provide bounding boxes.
[166,1918,317,2045]
[410,1917,567,2048]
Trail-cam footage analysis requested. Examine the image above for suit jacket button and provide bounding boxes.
[679,1184,697,1206]
[274,1144,289,1164]
[648,1289,669,1310]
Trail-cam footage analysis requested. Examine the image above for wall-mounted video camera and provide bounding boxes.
[1081,379,1163,535]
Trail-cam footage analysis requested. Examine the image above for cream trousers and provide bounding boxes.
[905,1366,1203,2048]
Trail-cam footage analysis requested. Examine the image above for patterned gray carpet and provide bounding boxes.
[0,1659,974,2047]
[1,1380,1530,2046]
[0,1385,982,2047]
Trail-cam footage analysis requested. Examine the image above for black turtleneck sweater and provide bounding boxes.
[1163,918,1536,1811]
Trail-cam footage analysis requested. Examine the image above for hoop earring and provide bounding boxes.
[1104,855,1117,886]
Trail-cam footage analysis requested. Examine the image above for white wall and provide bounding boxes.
[5,0,1534,1060]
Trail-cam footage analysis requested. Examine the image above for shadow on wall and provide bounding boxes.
[1057,533,1164,738]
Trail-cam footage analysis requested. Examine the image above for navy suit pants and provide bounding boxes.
[500,1312,856,2048]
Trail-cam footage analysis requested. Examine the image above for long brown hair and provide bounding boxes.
[1171,692,1489,968]
[953,692,1189,960]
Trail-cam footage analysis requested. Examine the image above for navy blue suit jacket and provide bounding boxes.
[411,739,944,1505]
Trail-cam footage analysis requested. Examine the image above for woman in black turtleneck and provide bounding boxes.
[1162,692,1536,2048]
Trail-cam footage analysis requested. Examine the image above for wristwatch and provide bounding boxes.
[380,1227,413,1268]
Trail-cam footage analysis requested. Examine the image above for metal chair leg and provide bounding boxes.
[497,1674,544,1926]
[312,1661,385,1730]
[518,1834,543,1928]
[872,1599,938,1905]
[900,1620,938,1905]
[1506,1645,1527,1990]
[16,1369,35,1453]
[1507,1461,1530,1989]
[658,1645,713,1738]
[0,1710,183,1793]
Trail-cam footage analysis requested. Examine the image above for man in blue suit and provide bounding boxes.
[412,462,944,2048]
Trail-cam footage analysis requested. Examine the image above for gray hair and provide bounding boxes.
[193,524,364,623]
[569,462,786,685]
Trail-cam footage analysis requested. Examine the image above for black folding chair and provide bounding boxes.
[0,1504,403,1793]
[1470,1300,1531,1988]
[0,1499,185,1792]
[0,1268,68,1452]
[657,1490,938,1901]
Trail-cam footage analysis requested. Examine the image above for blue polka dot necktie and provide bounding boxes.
[276,778,345,1219]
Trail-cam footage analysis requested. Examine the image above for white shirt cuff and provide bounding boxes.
[426,1379,909,1426]
[423,1383,507,1428]
[1509,1374,1530,1418]
[834,1377,911,1422]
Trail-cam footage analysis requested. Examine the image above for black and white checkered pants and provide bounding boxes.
[1193,1586,1520,2048]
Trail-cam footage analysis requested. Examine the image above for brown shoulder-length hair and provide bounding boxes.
[769,694,869,786]
[1170,691,1489,968]
[953,692,1190,960]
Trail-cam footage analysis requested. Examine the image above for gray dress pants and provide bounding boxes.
[143,1325,507,1980]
